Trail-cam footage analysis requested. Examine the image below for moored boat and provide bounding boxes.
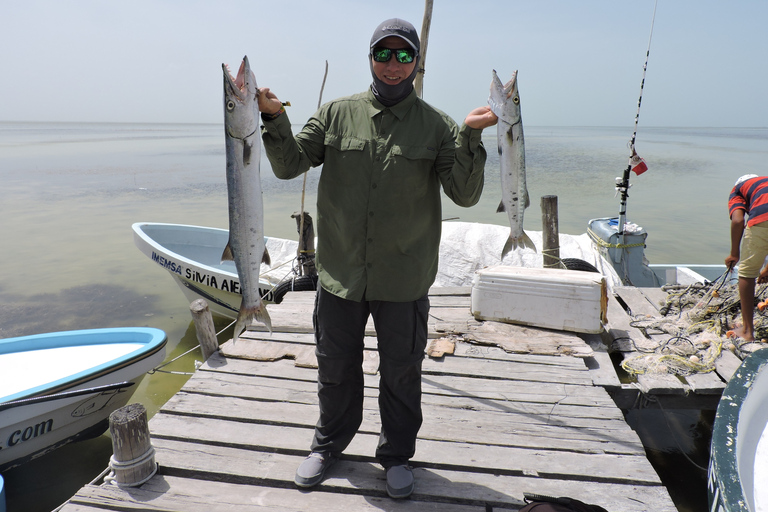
[708,347,768,511]
[132,222,316,320]
[0,327,167,472]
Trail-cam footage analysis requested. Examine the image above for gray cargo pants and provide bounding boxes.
[309,286,429,468]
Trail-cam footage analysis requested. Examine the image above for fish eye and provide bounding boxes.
[513,96,520,105]
[227,100,236,111]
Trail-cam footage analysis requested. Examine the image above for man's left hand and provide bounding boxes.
[465,106,498,130]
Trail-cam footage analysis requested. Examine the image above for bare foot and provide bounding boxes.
[729,325,755,341]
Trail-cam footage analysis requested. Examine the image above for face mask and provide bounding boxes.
[369,53,420,107]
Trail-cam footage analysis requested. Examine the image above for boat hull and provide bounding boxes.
[132,222,280,319]
[708,347,768,512]
[0,328,167,472]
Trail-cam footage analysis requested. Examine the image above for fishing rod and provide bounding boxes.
[617,0,658,237]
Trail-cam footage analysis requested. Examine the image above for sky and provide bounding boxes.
[2,0,766,127]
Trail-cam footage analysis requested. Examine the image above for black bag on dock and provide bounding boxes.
[520,493,608,512]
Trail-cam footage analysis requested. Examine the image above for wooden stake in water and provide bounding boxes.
[414,0,434,98]
[190,298,218,361]
[107,403,157,487]
[541,195,560,268]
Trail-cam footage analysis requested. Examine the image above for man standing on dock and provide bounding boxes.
[257,18,497,498]
[726,173,768,341]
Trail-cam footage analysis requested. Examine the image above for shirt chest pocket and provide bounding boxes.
[323,134,369,184]
[386,145,438,195]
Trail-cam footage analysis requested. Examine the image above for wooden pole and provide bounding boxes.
[107,403,157,487]
[190,299,218,361]
[541,195,560,268]
[414,0,433,98]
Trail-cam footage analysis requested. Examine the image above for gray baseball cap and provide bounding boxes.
[370,18,420,52]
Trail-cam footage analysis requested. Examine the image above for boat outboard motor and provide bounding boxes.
[587,217,661,287]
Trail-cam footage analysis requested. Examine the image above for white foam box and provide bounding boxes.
[470,265,607,334]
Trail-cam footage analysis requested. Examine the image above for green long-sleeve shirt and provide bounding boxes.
[261,88,486,302]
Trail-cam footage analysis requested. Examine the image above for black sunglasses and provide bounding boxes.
[371,47,417,64]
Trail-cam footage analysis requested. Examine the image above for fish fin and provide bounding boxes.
[221,242,234,262]
[496,200,506,213]
[520,231,536,252]
[501,235,515,259]
[232,300,273,343]
[262,246,271,266]
[523,189,530,209]
[501,231,537,259]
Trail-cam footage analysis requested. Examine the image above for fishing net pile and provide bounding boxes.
[620,274,768,377]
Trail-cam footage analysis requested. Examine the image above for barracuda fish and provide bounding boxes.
[222,56,272,339]
[488,69,535,257]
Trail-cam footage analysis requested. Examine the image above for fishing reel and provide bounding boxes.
[614,176,632,198]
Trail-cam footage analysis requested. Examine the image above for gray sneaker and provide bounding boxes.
[386,464,415,498]
[294,452,338,488]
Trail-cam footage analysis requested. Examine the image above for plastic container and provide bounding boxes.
[471,266,607,334]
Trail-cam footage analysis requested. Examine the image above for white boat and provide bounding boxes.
[0,327,167,472]
[708,347,768,512]
[132,222,316,320]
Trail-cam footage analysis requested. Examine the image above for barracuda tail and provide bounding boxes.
[501,231,536,258]
[232,301,273,342]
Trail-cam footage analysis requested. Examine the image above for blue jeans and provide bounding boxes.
[309,286,429,468]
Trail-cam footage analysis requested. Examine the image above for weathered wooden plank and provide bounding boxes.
[615,286,663,316]
[61,475,485,512]
[157,391,638,454]
[464,321,594,358]
[236,332,593,370]
[683,370,726,394]
[637,287,669,310]
[715,348,744,381]
[635,373,690,395]
[604,294,652,353]
[454,342,590,368]
[192,366,617,408]
[181,372,625,422]
[421,353,594,385]
[149,414,659,484]
[428,286,471,296]
[142,438,673,512]
[584,352,622,388]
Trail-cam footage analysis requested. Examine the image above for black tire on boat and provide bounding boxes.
[561,258,600,273]
[272,275,318,304]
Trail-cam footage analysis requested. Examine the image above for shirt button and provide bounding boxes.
[367,263,373,269]
[369,211,374,217]
[372,183,377,189]
[367,238,373,243]
[375,156,382,162]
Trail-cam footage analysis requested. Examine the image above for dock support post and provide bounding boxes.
[106,403,157,487]
[190,299,218,361]
[541,195,560,268]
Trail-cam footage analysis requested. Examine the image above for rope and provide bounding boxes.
[587,227,646,249]
[104,446,158,487]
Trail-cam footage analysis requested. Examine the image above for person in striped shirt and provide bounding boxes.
[726,174,768,341]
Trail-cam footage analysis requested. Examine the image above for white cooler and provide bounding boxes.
[471,266,607,334]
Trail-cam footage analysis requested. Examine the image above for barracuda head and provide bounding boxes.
[488,69,520,127]
[223,56,258,138]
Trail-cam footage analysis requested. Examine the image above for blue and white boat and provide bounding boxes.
[0,327,167,472]
[708,347,768,512]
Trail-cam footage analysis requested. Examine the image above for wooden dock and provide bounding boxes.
[604,286,743,409]
[59,288,679,511]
